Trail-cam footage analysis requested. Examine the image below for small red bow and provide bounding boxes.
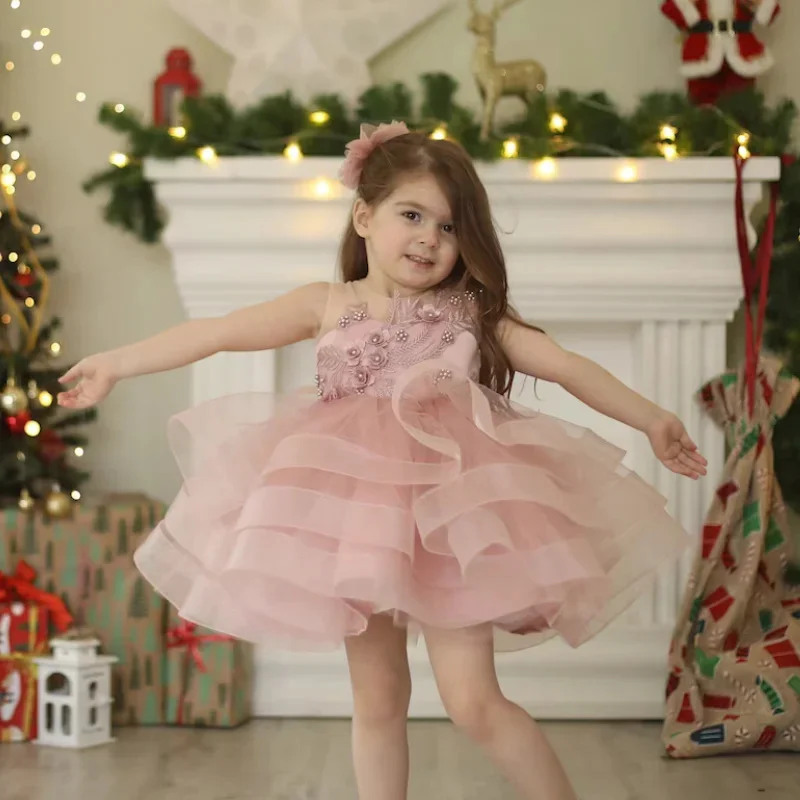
[166,620,233,672]
[0,560,73,632]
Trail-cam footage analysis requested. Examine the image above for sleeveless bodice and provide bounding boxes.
[314,282,481,401]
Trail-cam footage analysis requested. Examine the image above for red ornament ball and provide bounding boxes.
[39,429,67,462]
[6,410,31,434]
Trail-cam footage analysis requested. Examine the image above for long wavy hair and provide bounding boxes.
[338,131,543,396]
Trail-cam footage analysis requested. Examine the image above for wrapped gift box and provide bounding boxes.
[0,653,37,743]
[163,610,253,728]
[0,493,169,726]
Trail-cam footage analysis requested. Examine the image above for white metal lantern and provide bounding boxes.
[32,637,118,749]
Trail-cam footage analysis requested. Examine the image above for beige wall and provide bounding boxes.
[0,0,795,503]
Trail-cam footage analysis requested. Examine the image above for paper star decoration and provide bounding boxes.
[169,0,451,107]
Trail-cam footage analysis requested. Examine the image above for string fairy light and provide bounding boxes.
[283,141,303,161]
[548,113,567,134]
[501,137,519,159]
[736,131,751,159]
[309,110,330,126]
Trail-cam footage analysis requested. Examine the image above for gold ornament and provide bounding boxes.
[1,377,29,414]
[45,486,72,518]
[18,488,35,512]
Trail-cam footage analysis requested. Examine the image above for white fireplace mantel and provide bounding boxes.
[145,155,780,720]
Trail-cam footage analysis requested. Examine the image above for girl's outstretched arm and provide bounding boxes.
[57,281,329,409]
[499,318,708,479]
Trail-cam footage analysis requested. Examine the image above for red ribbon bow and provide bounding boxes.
[166,620,233,672]
[165,619,235,725]
[0,560,73,633]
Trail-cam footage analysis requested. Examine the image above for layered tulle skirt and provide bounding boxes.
[133,363,691,651]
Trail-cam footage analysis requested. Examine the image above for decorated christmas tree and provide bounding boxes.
[0,118,95,514]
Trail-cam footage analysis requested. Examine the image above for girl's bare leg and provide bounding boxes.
[423,625,578,800]
[345,614,412,800]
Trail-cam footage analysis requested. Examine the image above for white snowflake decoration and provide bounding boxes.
[734,726,750,746]
[782,725,799,742]
[169,0,451,106]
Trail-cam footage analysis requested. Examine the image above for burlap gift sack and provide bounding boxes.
[662,356,800,757]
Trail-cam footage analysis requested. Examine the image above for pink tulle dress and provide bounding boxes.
[133,281,691,651]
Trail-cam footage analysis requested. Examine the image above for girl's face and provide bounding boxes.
[352,173,460,295]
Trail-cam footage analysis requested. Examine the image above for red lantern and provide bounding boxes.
[153,47,202,128]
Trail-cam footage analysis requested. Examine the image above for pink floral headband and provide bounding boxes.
[338,120,410,190]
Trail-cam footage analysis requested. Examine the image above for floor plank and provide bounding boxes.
[2,719,798,799]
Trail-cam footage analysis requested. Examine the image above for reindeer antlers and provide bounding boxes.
[468,0,522,15]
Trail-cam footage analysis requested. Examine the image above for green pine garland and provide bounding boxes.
[82,72,800,515]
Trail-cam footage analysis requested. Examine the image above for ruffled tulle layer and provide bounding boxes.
[133,364,691,651]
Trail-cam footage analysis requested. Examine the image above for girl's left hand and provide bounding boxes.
[646,412,708,480]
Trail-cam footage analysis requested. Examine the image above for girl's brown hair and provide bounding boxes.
[338,131,543,396]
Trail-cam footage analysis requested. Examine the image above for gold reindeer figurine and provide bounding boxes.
[468,0,547,140]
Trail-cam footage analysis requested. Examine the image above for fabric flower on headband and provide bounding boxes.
[338,120,410,190]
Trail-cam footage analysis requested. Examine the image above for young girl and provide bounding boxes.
[58,121,707,800]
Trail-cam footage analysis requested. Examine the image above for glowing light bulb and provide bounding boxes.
[430,126,447,140]
[71,490,81,501]
[21,28,31,38]
[33,41,43,51]
[109,152,129,168]
[283,142,303,162]
[738,145,751,159]
[169,126,187,139]
[617,163,638,182]
[309,110,330,125]
[1,135,10,144]
[532,157,557,179]
[50,342,61,355]
[660,125,677,141]
[10,0,21,9]
[10,150,20,160]
[40,27,50,36]
[31,224,41,234]
[11,112,21,121]
[27,170,35,181]
[74,446,85,457]
[38,390,53,407]
[24,420,41,437]
[5,61,14,71]
[549,113,567,134]
[501,138,519,158]
[75,92,86,102]
[661,143,678,161]
[24,297,35,308]
[8,251,18,261]
[1,173,17,188]
[114,103,125,113]
[737,132,750,146]
[313,178,333,197]
[51,54,61,65]
[197,146,218,165]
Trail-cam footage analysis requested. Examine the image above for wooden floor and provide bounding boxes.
[3,719,798,799]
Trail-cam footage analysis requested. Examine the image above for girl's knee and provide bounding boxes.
[352,670,411,726]
[346,614,411,727]
[442,690,509,742]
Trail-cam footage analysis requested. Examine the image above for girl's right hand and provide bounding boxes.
[57,353,119,409]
